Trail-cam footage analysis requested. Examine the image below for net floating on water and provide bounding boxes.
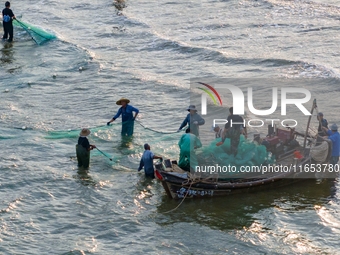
[13,19,56,45]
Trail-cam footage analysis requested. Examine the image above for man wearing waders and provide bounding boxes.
[2,1,16,42]
[107,98,139,136]
[218,107,247,156]
[76,128,96,169]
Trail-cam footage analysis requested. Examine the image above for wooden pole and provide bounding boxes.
[303,99,316,148]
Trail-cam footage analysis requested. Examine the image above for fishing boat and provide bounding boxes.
[155,99,335,199]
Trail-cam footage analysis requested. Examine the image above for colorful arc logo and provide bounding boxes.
[198,82,222,115]
[198,82,223,106]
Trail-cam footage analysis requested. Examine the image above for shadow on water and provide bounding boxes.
[0,42,14,65]
[156,179,337,231]
[135,176,156,196]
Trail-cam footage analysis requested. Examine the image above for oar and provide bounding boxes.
[96,147,113,161]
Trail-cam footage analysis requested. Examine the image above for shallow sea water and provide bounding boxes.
[1,0,340,254]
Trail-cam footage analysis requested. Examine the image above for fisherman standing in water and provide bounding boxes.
[76,128,96,169]
[138,143,163,179]
[177,105,205,137]
[2,1,16,42]
[107,98,139,136]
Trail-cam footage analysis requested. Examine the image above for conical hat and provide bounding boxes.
[79,128,91,136]
[116,98,130,105]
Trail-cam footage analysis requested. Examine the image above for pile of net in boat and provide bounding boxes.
[13,19,56,45]
[196,135,275,177]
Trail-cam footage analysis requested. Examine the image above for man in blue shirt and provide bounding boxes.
[323,124,340,167]
[107,98,139,136]
[177,105,205,137]
[2,1,16,42]
[138,144,162,178]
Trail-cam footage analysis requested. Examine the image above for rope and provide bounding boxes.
[162,174,216,214]
[26,119,180,139]
[135,120,181,134]
[162,181,194,214]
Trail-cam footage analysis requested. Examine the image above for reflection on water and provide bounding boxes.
[156,179,337,231]
[0,42,14,65]
[120,135,134,147]
[73,169,97,186]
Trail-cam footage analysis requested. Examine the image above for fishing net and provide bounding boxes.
[196,135,275,177]
[45,125,111,139]
[13,19,56,44]
[44,122,182,166]
[310,140,329,163]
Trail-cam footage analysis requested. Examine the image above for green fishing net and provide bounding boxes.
[196,135,275,177]
[45,125,110,139]
[13,19,56,44]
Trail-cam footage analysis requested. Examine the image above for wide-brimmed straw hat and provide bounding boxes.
[187,105,197,112]
[79,128,91,137]
[116,98,130,105]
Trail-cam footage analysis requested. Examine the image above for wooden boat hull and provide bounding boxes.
[160,177,308,199]
[156,140,334,199]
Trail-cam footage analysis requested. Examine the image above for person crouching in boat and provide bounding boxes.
[107,98,139,136]
[322,123,340,167]
[177,105,205,137]
[211,124,223,138]
[76,128,96,169]
[178,128,202,171]
[138,143,163,178]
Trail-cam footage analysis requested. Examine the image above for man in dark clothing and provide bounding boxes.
[2,2,16,42]
[317,112,328,136]
[217,107,247,156]
[76,128,96,169]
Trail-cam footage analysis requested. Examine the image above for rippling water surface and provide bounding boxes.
[1,0,340,254]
